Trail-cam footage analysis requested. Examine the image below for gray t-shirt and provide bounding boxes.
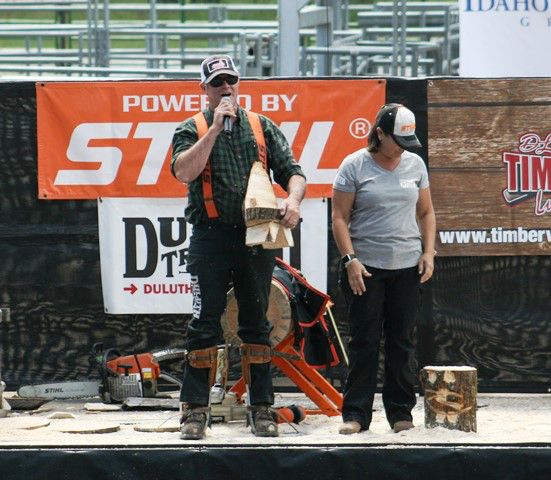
[333,148,429,270]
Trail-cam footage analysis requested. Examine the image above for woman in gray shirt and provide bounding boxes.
[332,103,436,435]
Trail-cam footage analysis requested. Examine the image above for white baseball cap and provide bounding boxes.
[377,104,421,148]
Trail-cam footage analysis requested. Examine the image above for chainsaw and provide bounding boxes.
[18,343,186,403]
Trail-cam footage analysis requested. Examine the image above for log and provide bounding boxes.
[420,366,477,432]
[243,162,280,227]
[0,381,9,418]
[244,207,282,225]
[243,161,293,248]
[220,279,293,348]
[245,221,293,249]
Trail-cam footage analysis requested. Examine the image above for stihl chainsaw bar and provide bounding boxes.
[18,381,100,399]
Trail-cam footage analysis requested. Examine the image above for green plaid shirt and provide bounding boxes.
[171,107,305,226]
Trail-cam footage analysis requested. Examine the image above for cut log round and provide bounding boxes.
[244,207,282,225]
[243,162,279,227]
[419,366,477,433]
[220,280,293,347]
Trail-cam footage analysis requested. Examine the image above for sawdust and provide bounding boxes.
[0,393,550,446]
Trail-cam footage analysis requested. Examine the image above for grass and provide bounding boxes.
[0,0,375,52]
[0,0,280,49]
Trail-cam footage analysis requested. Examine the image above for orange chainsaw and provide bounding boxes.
[18,343,186,403]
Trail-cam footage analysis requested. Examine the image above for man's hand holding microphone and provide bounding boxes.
[213,94,235,134]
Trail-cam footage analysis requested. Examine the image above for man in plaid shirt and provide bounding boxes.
[171,54,306,440]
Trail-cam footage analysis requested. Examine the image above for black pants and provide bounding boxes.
[180,221,276,406]
[340,265,421,430]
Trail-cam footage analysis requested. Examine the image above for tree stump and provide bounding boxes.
[419,366,477,432]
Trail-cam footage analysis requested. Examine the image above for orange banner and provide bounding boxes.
[37,79,386,199]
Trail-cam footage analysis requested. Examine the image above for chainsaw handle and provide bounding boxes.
[117,364,133,376]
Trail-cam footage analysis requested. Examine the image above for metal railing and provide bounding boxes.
[0,1,460,78]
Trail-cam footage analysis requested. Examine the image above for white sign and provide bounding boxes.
[459,0,551,77]
[98,198,329,314]
[98,197,192,314]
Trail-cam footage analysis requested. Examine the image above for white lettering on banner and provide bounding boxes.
[279,121,300,145]
[239,95,252,111]
[121,94,297,113]
[280,121,338,183]
[261,94,298,112]
[55,123,132,185]
[349,118,371,139]
[439,226,551,244]
[535,189,551,214]
[56,121,335,187]
[122,95,205,113]
[134,122,181,184]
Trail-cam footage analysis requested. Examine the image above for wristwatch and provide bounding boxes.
[341,253,357,268]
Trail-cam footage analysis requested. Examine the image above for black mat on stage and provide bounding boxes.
[1,444,551,480]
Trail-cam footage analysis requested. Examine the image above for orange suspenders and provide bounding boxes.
[192,110,267,219]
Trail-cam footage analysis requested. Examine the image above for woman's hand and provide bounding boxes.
[418,252,435,283]
[346,259,371,295]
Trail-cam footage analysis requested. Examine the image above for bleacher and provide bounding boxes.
[0,0,460,79]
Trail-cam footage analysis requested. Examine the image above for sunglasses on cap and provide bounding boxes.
[208,75,239,87]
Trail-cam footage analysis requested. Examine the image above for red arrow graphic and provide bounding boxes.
[123,284,138,294]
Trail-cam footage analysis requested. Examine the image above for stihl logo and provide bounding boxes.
[399,123,415,134]
[55,122,180,186]
[45,388,64,393]
[53,121,337,187]
[502,132,551,215]
[37,79,386,199]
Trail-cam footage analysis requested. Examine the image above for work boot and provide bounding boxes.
[393,420,414,433]
[249,405,279,437]
[180,405,210,440]
[339,420,362,435]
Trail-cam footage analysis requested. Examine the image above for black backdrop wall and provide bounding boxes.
[1,79,550,392]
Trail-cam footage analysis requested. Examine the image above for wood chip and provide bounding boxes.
[29,405,54,415]
[134,423,179,433]
[1,417,51,430]
[56,422,120,434]
[48,412,76,419]
[84,402,122,412]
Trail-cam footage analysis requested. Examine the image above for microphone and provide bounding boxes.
[221,94,232,134]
